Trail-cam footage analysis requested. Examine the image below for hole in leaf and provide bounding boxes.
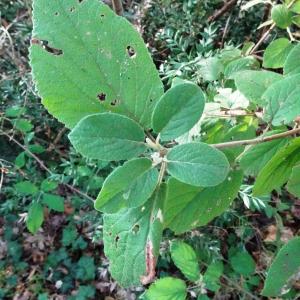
[54,12,59,16]
[31,38,63,56]
[110,99,119,106]
[115,235,120,246]
[132,224,140,234]
[150,99,153,103]
[100,14,105,17]
[70,6,75,12]
[126,45,136,58]
[97,93,106,102]
[78,0,84,3]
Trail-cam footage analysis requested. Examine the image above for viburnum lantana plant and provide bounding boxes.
[30,0,300,294]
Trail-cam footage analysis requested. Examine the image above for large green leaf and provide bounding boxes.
[263,74,300,126]
[103,186,166,287]
[263,38,294,69]
[271,4,293,29]
[95,158,158,213]
[26,202,44,234]
[30,0,163,128]
[152,82,205,141]
[253,137,300,196]
[234,70,282,105]
[239,130,290,176]
[170,241,200,281]
[164,171,243,234]
[68,113,146,161]
[144,277,187,300]
[284,42,300,75]
[262,237,300,297]
[286,164,300,197]
[166,142,230,187]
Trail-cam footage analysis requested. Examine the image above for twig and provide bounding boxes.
[208,0,238,23]
[212,127,300,149]
[0,131,95,203]
[111,0,124,16]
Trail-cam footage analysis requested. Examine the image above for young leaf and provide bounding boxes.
[263,38,294,69]
[262,237,300,297]
[15,181,38,196]
[30,0,163,128]
[271,4,293,29]
[230,251,256,276]
[170,241,200,282]
[42,194,65,212]
[234,70,282,105]
[95,158,158,213]
[286,164,300,197]
[68,113,146,161]
[164,171,243,234]
[263,74,300,126]
[253,137,300,196]
[144,277,187,300]
[152,82,205,141]
[103,186,166,287]
[166,142,230,187]
[284,43,300,75]
[26,202,44,234]
[239,131,290,176]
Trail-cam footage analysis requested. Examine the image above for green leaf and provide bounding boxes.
[5,106,26,117]
[15,181,38,195]
[30,0,163,129]
[253,137,300,196]
[234,70,282,105]
[286,164,300,197]
[103,186,166,287]
[166,142,230,187]
[144,277,187,300]
[224,56,258,79]
[262,237,300,297]
[239,131,290,176]
[263,38,294,69]
[15,152,26,168]
[203,261,224,292]
[284,43,300,75]
[41,179,58,192]
[198,57,224,81]
[170,241,200,281]
[14,119,33,133]
[26,202,44,234]
[230,251,256,276]
[68,113,146,161]
[42,194,65,212]
[152,82,205,141]
[292,15,300,27]
[164,170,243,234]
[95,158,158,213]
[271,4,293,29]
[263,74,300,126]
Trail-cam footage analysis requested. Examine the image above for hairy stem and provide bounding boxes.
[212,127,300,149]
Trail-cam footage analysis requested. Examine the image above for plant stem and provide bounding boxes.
[212,127,300,149]
[0,131,95,203]
[111,0,123,16]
